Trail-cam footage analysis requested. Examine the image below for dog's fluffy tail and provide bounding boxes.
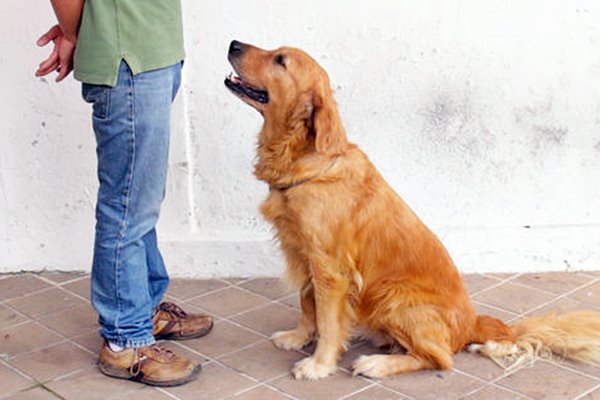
[469,311,600,370]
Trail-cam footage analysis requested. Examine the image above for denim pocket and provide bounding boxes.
[82,83,110,120]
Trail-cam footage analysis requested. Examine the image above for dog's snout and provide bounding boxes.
[228,40,246,57]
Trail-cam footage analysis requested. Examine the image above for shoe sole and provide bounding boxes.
[99,362,202,387]
[154,319,214,341]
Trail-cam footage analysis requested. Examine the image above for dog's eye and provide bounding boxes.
[275,54,286,67]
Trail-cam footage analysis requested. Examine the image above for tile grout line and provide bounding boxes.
[261,382,301,400]
[0,285,59,306]
[573,381,600,400]
[0,358,35,382]
[172,278,240,304]
[505,275,600,324]
[155,387,183,400]
[540,359,600,382]
[503,275,599,298]
[231,382,298,400]
[35,273,89,287]
[471,300,519,317]
[465,272,524,299]
[336,381,379,400]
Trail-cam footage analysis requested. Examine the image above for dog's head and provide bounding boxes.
[225,40,347,155]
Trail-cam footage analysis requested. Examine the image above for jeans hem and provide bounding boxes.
[108,336,156,349]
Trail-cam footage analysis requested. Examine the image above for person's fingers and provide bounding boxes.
[35,50,59,76]
[36,25,61,47]
[36,61,60,77]
[38,48,59,69]
[55,64,73,82]
[37,62,60,77]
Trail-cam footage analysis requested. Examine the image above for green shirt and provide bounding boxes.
[74,0,185,86]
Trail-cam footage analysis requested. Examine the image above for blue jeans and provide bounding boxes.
[82,61,182,348]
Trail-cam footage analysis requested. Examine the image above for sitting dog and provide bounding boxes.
[224,40,600,380]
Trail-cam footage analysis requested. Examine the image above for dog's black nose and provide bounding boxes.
[229,40,246,57]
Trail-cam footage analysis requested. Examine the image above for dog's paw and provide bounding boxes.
[271,330,312,351]
[292,356,337,380]
[352,355,391,378]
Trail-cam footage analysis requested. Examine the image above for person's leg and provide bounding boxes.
[144,228,170,310]
[86,60,181,349]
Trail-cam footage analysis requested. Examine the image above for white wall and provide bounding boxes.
[1,0,599,277]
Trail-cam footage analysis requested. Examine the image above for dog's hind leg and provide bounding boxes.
[352,354,431,378]
[354,310,454,378]
[272,282,316,351]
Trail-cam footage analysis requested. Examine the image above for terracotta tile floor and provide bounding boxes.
[1,271,600,399]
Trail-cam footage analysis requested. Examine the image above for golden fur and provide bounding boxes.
[225,41,600,380]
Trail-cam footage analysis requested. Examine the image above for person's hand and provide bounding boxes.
[35,25,77,82]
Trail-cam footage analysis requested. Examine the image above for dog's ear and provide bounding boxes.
[310,89,348,155]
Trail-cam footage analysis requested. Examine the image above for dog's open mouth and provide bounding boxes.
[224,73,269,104]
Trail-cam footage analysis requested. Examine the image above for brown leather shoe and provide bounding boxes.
[98,342,200,387]
[153,301,214,340]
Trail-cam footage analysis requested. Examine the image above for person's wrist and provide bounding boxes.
[63,32,77,45]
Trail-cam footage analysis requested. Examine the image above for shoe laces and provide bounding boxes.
[129,344,175,377]
[157,301,188,319]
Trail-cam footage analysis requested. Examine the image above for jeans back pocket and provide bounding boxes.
[82,83,110,120]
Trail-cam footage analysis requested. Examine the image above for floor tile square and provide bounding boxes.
[39,271,86,285]
[0,322,63,356]
[381,369,484,400]
[513,272,592,295]
[462,274,501,295]
[271,370,371,400]
[231,303,300,337]
[165,362,256,400]
[580,386,600,399]
[181,320,264,359]
[61,278,91,301]
[219,340,304,381]
[472,301,518,322]
[524,296,600,318]
[279,294,300,310]
[187,287,269,318]
[0,275,51,302]
[0,362,34,398]
[344,384,406,399]
[487,273,519,281]
[7,288,86,320]
[472,282,556,315]
[496,360,599,400]
[45,366,140,400]
[560,359,600,380]
[70,331,103,354]
[3,386,62,399]
[463,385,527,399]
[571,281,600,308]
[167,278,229,301]
[452,350,509,382]
[239,278,293,300]
[7,341,94,382]
[38,303,98,338]
[230,384,291,399]
[0,305,28,331]
[125,387,178,400]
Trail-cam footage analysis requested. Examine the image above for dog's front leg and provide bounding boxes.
[272,282,316,350]
[292,267,348,380]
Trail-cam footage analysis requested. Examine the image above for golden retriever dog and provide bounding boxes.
[224,40,600,380]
